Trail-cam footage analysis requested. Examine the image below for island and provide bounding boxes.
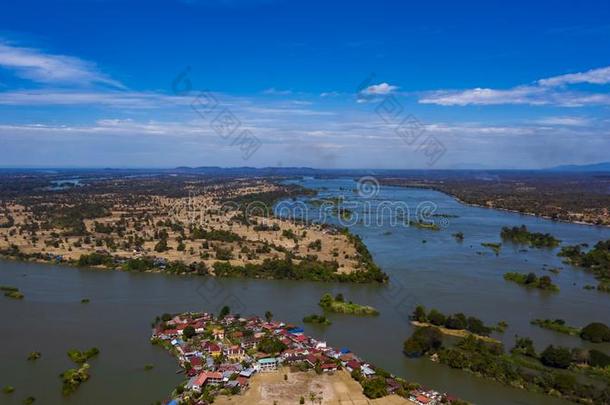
[558,240,610,292]
[151,311,467,404]
[0,175,387,284]
[318,293,379,316]
[409,306,499,343]
[530,319,580,336]
[500,225,560,248]
[503,272,559,291]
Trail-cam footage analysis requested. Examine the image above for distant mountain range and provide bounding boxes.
[546,162,610,172]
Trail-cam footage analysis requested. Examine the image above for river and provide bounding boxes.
[1,177,609,404]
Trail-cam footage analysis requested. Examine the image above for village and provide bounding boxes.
[151,311,464,405]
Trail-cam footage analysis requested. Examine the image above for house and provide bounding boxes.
[412,394,431,405]
[321,362,339,372]
[257,357,278,372]
[212,328,225,340]
[236,376,249,387]
[345,360,362,372]
[361,365,376,378]
[239,368,256,378]
[225,345,245,362]
[386,378,401,394]
[189,356,204,370]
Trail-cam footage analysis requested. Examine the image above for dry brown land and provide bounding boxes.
[0,179,364,275]
[214,369,413,405]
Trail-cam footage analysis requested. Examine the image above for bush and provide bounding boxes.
[580,322,610,343]
[589,349,610,368]
[403,327,443,357]
[540,345,572,369]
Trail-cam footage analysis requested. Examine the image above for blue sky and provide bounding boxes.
[0,0,609,169]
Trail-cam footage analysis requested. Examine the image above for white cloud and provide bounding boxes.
[361,82,398,95]
[419,86,547,106]
[538,66,610,86]
[535,116,590,126]
[0,89,193,108]
[419,65,610,107]
[320,91,340,97]
[0,41,124,88]
[262,87,293,95]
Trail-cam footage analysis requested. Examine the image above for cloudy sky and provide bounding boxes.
[0,0,609,169]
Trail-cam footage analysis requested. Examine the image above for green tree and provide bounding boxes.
[589,349,610,368]
[264,310,273,322]
[219,305,230,319]
[580,322,610,343]
[319,293,333,308]
[361,377,388,399]
[511,336,536,357]
[183,326,196,339]
[403,326,443,357]
[445,313,467,330]
[540,345,572,369]
[412,305,427,322]
[427,309,446,326]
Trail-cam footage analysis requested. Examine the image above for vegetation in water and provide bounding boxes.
[559,240,610,291]
[302,314,332,325]
[27,352,41,361]
[501,225,560,248]
[481,242,501,255]
[452,232,464,242]
[319,293,379,316]
[530,319,580,336]
[411,305,494,337]
[503,272,559,291]
[580,322,610,343]
[67,347,100,364]
[60,363,90,396]
[403,328,610,404]
[4,288,24,299]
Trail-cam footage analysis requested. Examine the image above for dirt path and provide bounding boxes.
[214,368,413,405]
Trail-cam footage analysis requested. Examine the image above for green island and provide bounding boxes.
[580,322,610,343]
[60,363,90,396]
[530,319,610,343]
[481,242,501,255]
[531,319,580,336]
[319,293,379,316]
[503,272,559,291]
[60,347,99,395]
[559,239,610,292]
[403,327,610,404]
[452,232,464,241]
[2,385,15,394]
[410,306,498,341]
[27,352,41,361]
[302,314,332,325]
[1,285,24,299]
[501,225,561,248]
[67,347,100,364]
[412,221,441,231]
